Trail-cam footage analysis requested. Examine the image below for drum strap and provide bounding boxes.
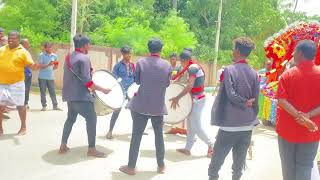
[172,60,193,81]
[65,50,94,89]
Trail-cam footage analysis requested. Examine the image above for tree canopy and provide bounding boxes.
[0,0,319,67]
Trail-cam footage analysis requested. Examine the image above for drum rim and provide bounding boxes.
[127,82,139,100]
[93,69,126,110]
[164,82,193,125]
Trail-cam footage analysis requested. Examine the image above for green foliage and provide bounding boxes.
[158,12,197,57]
[0,0,318,69]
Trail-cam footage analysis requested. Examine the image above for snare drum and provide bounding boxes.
[164,83,193,124]
[92,70,125,116]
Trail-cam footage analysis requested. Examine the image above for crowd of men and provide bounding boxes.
[0,26,319,180]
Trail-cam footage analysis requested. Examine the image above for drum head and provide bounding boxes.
[127,83,140,100]
[92,70,125,109]
[164,83,193,124]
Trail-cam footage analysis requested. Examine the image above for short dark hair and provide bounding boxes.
[295,40,317,60]
[184,47,193,53]
[20,38,29,46]
[120,45,131,54]
[148,38,163,53]
[8,31,20,39]
[233,37,255,57]
[43,41,53,48]
[169,53,177,58]
[180,50,192,61]
[73,34,91,48]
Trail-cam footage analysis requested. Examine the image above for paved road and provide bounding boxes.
[0,94,286,180]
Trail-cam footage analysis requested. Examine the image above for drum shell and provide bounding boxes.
[92,70,126,116]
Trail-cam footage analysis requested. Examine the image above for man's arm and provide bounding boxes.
[223,68,249,109]
[78,60,110,94]
[112,63,119,78]
[307,106,320,119]
[252,75,260,115]
[135,62,141,85]
[278,99,300,119]
[38,54,53,69]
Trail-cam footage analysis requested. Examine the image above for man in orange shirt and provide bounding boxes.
[0,31,40,136]
[277,40,320,180]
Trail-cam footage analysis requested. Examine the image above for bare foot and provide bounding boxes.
[176,148,191,156]
[119,165,136,175]
[157,166,166,174]
[106,131,113,139]
[87,149,107,158]
[17,128,26,136]
[59,144,70,154]
[207,146,214,158]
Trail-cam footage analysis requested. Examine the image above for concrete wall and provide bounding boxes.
[30,43,216,89]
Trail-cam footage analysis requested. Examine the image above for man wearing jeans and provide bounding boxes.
[59,34,111,157]
[119,38,172,175]
[106,45,135,139]
[21,39,32,108]
[276,40,320,180]
[209,37,259,180]
[38,42,61,111]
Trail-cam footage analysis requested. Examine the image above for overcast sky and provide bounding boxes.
[294,0,320,16]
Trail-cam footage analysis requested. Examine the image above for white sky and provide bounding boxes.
[295,0,320,16]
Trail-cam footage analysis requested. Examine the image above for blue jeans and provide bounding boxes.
[278,136,319,180]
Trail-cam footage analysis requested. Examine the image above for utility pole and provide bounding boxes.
[71,0,78,51]
[173,0,178,10]
[212,0,223,85]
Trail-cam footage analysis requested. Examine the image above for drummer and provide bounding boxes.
[119,38,171,175]
[59,34,111,158]
[170,50,214,157]
[106,45,135,139]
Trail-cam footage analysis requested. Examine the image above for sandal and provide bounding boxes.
[119,165,136,175]
[87,150,107,158]
[176,148,191,156]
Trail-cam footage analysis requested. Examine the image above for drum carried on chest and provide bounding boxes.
[127,82,193,124]
[92,70,125,116]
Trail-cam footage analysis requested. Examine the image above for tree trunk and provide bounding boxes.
[173,0,177,10]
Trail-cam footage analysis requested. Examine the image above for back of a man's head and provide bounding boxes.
[233,37,255,57]
[295,40,317,60]
[73,34,90,49]
[179,50,192,61]
[148,38,163,53]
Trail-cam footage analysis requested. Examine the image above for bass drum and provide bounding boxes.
[92,70,125,116]
[164,83,193,124]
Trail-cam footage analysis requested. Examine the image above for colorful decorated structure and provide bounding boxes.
[259,21,320,125]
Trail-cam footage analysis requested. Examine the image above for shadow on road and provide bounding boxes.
[42,145,113,165]
[253,125,277,139]
[0,133,20,145]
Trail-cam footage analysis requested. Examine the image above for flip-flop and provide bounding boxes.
[119,165,136,175]
[176,149,191,156]
[157,166,166,174]
[87,151,107,158]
